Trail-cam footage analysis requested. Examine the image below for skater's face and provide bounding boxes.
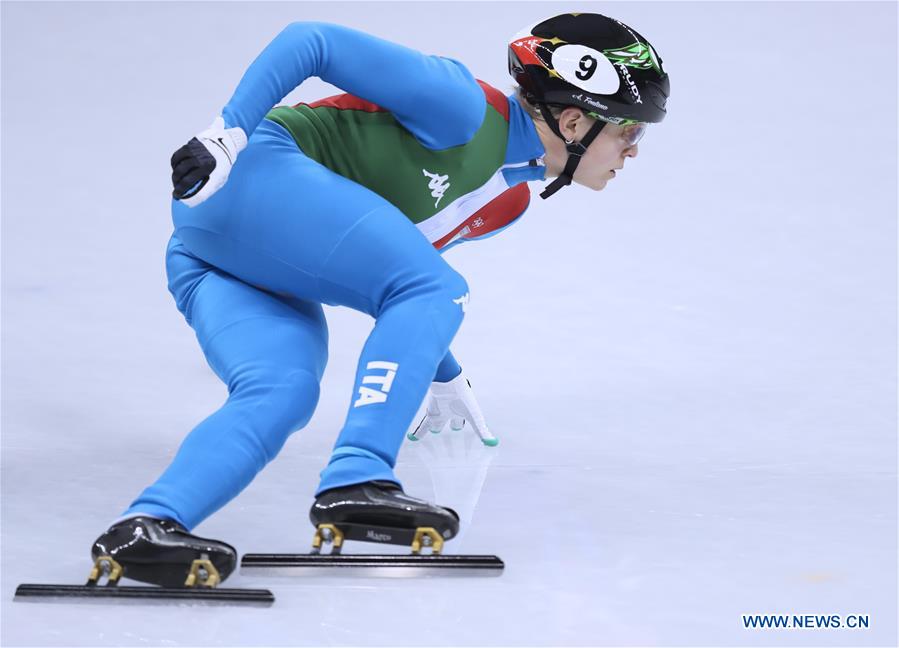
[540,107,642,191]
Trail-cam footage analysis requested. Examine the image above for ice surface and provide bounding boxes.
[2,2,896,646]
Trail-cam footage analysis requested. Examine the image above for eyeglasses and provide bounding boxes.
[584,110,647,147]
[620,122,647,147]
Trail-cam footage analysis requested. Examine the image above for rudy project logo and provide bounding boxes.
[615,62,642,105]
[602,41,662,73]
[593,114,627,125]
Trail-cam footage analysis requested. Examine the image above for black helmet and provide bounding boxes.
[508,13,670,198]
[509,13,670,125]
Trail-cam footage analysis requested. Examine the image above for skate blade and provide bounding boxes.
[240,553,504,578]
[14,583,275,606]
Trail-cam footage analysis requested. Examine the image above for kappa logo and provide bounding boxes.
[353,361,399,408]
[422,169,451,207]
[453,292,470,313]
[472,217,485,229]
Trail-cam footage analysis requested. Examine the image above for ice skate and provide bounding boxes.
[15,517,273,605]
[90,516,238,588]
[309,480,460,554]
[241,481,504,576]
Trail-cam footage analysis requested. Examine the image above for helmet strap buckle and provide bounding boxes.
[564,140,588,157]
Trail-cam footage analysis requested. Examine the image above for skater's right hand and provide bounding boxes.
[171,117,248,207]
[408,371,498,446]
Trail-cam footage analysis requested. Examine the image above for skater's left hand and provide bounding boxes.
[408,371,498,446]
[171,117,248,207]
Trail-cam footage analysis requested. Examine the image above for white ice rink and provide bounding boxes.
[2,2,896,646]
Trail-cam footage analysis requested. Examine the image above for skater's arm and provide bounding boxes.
[221,22,486,149]
[434,350,462,383]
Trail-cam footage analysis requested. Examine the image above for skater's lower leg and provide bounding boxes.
[317,267,469,495]
[125,368,321,529]
[309,265,468,552]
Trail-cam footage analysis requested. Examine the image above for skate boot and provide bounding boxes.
[90,516,237,588]
[309,481,460,554]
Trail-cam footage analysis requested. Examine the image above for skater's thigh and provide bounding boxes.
[166,237,328,386]
[171,120,455,315]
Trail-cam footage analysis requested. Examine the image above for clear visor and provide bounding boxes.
[621,122,647,147]
[585,112,648,147]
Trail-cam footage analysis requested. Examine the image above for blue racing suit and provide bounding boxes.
[125,22,545,529]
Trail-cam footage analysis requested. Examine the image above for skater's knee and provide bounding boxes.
[279,369,321,431]
[425,268,470,331]
[441,267,469,305]
[261,368,321,431]
[230,368,321,461]
[381,265,470,322]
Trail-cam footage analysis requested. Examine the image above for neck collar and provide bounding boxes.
[501,93,546,186]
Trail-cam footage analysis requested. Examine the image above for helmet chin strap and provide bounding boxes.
[536,103,606,199]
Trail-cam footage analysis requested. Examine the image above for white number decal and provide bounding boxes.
[551,45,619,94]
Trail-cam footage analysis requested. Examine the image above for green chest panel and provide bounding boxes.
[266,100,509,223]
